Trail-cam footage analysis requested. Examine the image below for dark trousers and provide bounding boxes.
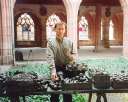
[50,65,72,102]
[50,94,72,102]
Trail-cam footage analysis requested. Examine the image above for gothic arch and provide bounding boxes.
[46,11,67,22]
[46,12,67,37]
[119,0,128,8]
[14,8,43,47]
[55,12,67,22]
[85,12,95,40]
[112,12,123,44]
[78,12,95,46]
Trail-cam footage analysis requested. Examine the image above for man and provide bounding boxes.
[47,22,76,102]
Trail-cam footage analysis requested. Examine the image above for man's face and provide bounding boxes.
[55,24,65,39]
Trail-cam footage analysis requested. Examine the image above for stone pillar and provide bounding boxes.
[120,0,128,56]
[41,16,47,47]
[0,0,15,64]
[118,0,128,57]
[102,17,110,48]
[123,7,128,56]
[63,0,82,53]
[0,4,3,64]
[94,4,102,51]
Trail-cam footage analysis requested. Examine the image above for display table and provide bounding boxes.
[1,87,128,102]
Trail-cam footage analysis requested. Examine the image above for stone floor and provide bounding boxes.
[78,46,122,59]
[15,46,123,61]
[86,93,128,102]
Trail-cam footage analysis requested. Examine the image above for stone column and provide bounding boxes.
[63,0,82,54]
[94,4,102,51]
[0,4,3,64]
[123,7,128,56]
[120,0,128,56]
[0,0,15,64]
[41,16,47,47]
[102,17,110,48]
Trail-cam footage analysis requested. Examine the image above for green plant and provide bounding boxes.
[73,93,87,102]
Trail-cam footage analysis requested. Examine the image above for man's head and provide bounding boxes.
[54,22,66,39]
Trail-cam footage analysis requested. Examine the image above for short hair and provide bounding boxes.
[54,21,66,29]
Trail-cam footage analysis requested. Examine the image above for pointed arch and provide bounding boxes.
[46,14,61,39]
[112,12,123,44]
[79,16,89,40]
[78,11,95,46]
[15,10,43,47]
[109,20,114,40]
[16,13,35,41]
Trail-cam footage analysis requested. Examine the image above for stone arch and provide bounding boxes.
[46,11,67,23]
[45,12,67,37]
[85,12,95,41]
[112,12,123,44]
[0,3,2,56]
[55,12,67,23]
[78,11,95,46]
[119,0,128,8]
[46,12,67,30]
[14,8,44,47]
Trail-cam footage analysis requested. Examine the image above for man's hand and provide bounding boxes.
[51,73,59,81]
